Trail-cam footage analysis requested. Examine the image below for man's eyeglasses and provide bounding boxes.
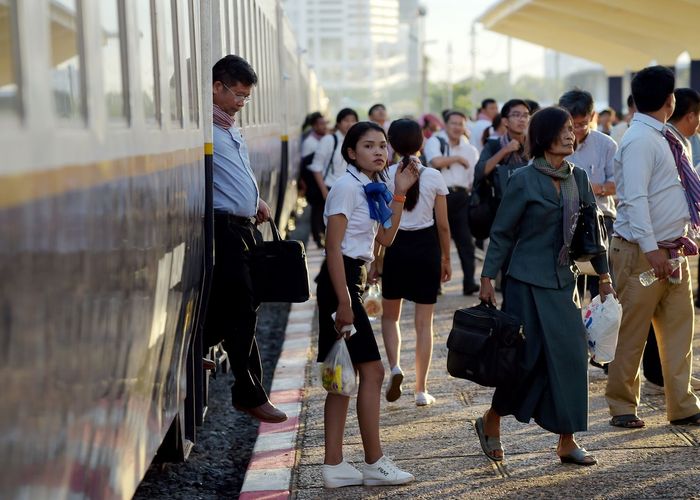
[223,83,252,104]
[507,112,530,120]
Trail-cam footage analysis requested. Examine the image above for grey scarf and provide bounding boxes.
[532,157,579,265]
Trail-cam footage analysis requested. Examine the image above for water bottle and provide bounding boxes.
[638,257,683,286]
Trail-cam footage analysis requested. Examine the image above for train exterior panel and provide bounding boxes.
[0,0,323,498]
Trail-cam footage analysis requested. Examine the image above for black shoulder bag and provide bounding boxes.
[248,220,310,303]
[569,195,608,262]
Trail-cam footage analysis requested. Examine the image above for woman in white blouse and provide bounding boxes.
[316,121,419,488]
[377,119,452,406]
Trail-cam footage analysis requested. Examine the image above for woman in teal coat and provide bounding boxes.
[477,107,617,466]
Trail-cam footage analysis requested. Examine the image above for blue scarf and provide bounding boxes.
[364,182,393,228]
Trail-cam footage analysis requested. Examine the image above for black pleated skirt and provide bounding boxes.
[382,225,441,304]
[316,256,381,364]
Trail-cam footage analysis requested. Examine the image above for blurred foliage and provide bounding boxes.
[430,70,565,117]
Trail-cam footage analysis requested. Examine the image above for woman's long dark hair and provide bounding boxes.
[341,121,389,181]
[387,119,423,211]
[301,111,323,132]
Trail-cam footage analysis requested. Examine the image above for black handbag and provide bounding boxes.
[248,220,310,303]
[468,179,498,240]
[446,301,525,387]
[570,202,607,262]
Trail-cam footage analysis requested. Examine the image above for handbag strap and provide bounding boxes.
[267,219,282,242]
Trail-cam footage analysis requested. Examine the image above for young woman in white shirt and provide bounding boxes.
[378,119,452,406]
[316,121,419,488]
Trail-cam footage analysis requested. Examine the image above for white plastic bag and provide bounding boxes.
[363,283,382,320]
[320,338,357,396]
[582,294,622,364]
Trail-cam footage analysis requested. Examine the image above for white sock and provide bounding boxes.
[391,365,402,375]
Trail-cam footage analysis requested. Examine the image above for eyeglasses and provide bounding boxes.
[507,112,530,120]
[222,83,252,104]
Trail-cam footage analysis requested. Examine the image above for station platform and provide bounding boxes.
[240,247,700,499]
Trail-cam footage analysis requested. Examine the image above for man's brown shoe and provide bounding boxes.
[235,401,288,423]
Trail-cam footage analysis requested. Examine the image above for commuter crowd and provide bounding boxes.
[206,54,700,489]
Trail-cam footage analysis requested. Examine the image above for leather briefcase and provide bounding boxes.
[446,302,525,387]
[248,220,310,303]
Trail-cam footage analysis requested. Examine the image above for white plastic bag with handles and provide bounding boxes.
[582,294,622,364]
[320,338,357,396]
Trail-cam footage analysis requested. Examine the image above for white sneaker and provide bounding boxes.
[362,455,415,486]
[415,392,436,406]
[322,460,363,488]
[386,367,404,402]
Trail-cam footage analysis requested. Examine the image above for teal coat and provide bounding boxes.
[482,164,608,287]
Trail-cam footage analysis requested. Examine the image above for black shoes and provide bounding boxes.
[463,284,480,296]
[670,412,700,426]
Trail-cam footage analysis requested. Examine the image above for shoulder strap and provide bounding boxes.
[437,136,450,156]
[323,134,339,181]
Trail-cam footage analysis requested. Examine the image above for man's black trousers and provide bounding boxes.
[204,215,268,408]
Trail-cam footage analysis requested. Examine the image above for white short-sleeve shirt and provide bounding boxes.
[387,163,449,230]
[323,166,380,262]
[423,135,479,190]
[301,133,323,158]
[309,131,347,187]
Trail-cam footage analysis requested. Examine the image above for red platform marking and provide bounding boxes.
[258,415,299,435]
[269,389,302,404]
[239,490,289,500]
[247,448,296,470]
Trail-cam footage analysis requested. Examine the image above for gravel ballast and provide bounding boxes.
[133,301,290,499]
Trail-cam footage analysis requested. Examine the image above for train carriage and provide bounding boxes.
[0,1,324,498]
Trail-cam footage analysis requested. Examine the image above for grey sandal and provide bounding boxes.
[559,447,597,466]
[475,417,504,462]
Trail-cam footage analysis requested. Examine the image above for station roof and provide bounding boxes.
[478,0,700,75]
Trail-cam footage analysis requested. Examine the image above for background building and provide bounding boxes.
[282,0,425,117]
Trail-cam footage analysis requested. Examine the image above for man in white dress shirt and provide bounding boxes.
[606,66,700,428]
[424,111,480,295]
[309,108,358,200]
[469,99,498,152]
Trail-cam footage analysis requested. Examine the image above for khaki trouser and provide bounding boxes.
[605,237,700,421]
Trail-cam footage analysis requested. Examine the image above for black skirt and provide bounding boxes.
[316,256,381,364]
[382,225,441,304]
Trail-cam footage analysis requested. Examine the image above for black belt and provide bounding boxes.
[214,211,255,225]
[447,186,470,194]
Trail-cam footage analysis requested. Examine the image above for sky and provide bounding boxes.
[423,0,549,83]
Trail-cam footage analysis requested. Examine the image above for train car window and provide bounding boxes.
[239,0,247,57]
[0,0,21,117]
[229,0,238,55]
[50,0,85,123]
[219,0,229,55]
[100,0,128,122]
[185,0,199,127]
[266,21,273,125]
[243,0,252,126]
[254,5,261,126]
[160,0,182,127]
[136,0,158,124]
